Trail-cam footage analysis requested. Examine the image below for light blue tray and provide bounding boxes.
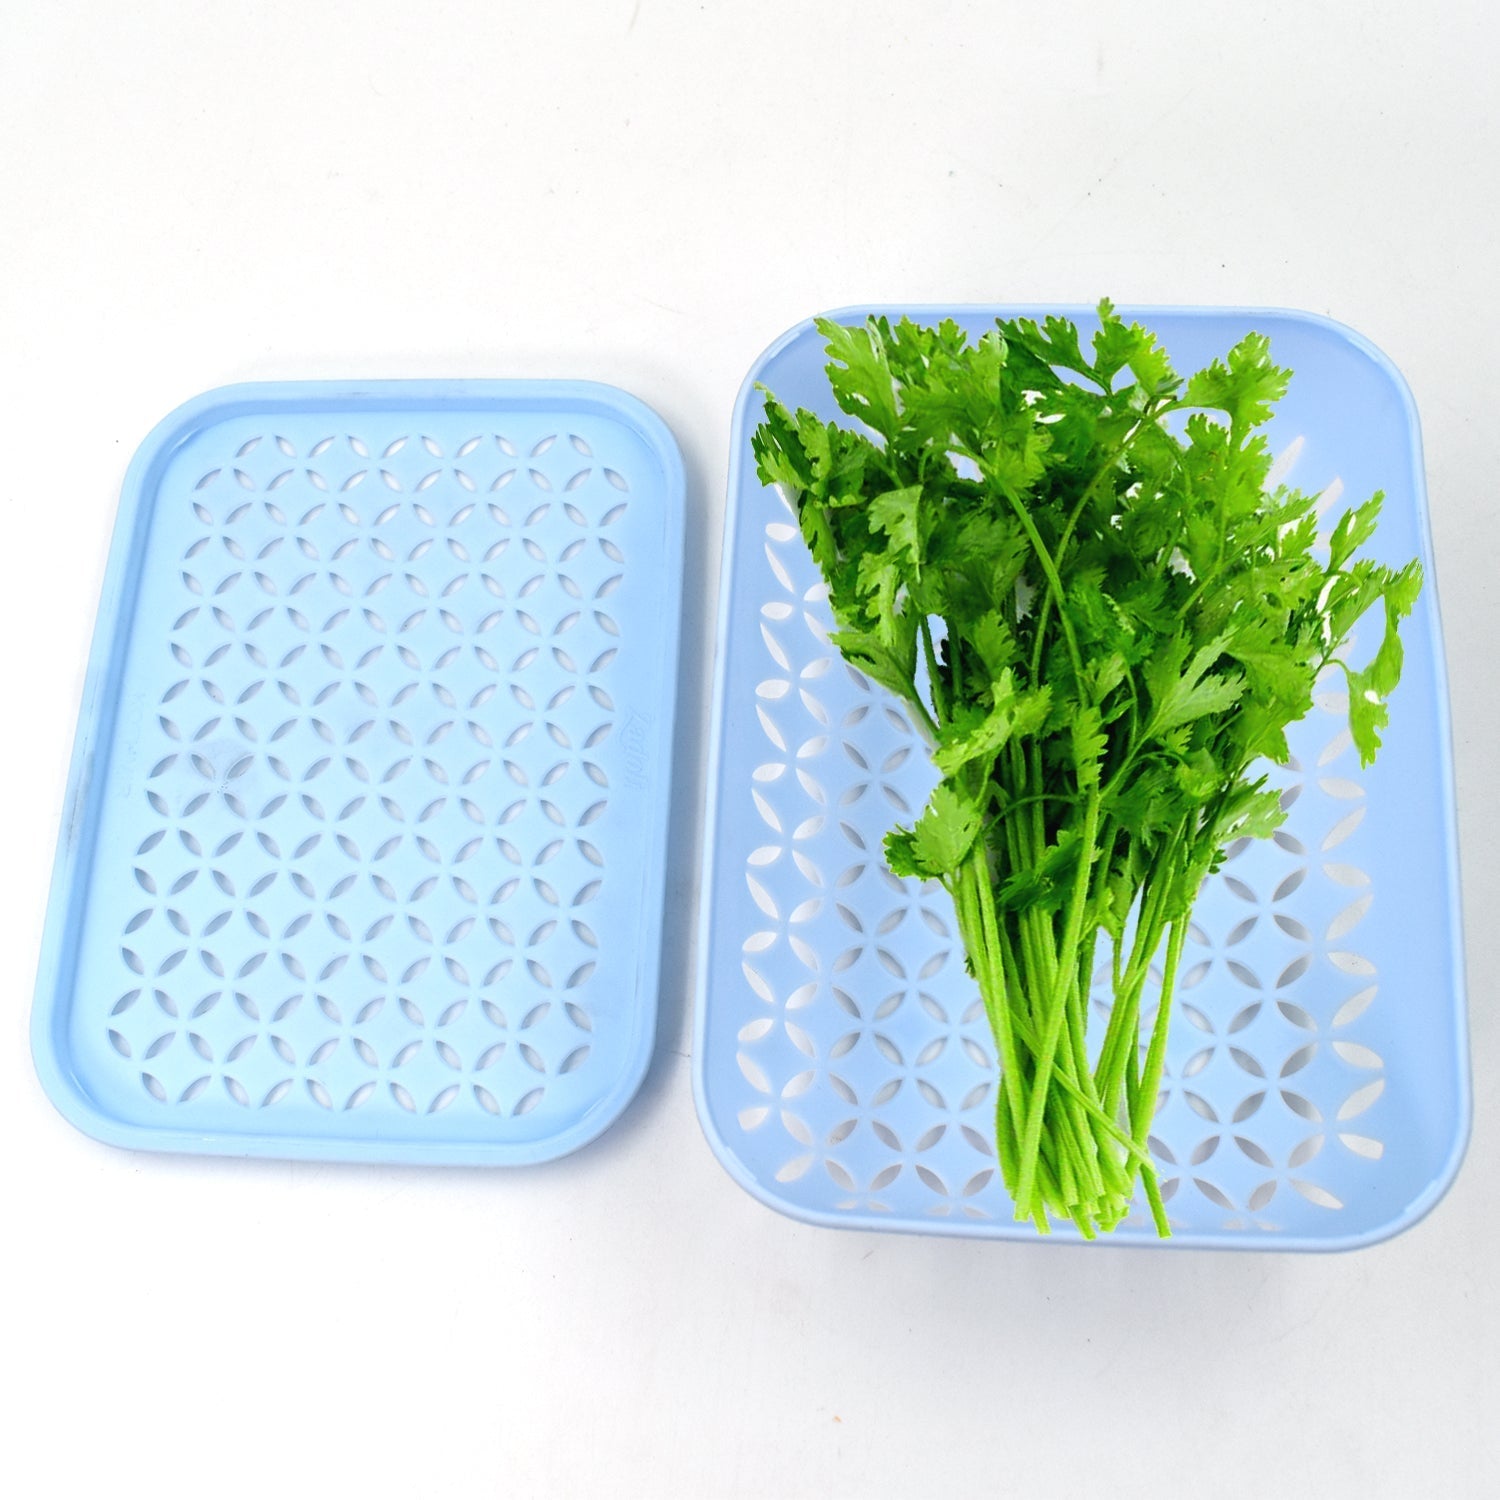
[34,380,684,1164]
[695,306,1469,1249]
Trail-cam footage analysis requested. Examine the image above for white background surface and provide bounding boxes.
[2,3,1496,1496]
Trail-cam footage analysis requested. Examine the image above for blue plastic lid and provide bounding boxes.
[33,380,685,1164]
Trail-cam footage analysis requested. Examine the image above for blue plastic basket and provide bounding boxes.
[695,306,1469,1249]
[33,380,684,1164]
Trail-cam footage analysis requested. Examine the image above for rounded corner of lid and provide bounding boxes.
[128,382,276,469]
[505,998,663,1166]
[562,381,686,492]
[577,1033,662,1156]
[29,1019,134,1155]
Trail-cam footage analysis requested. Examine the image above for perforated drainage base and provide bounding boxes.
[696,307,1467,1248]
[35,381,684,1165]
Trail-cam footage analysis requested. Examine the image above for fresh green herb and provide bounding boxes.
[752,302,1421,1236]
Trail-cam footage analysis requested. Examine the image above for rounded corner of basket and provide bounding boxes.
[1313,1126,1474,1254]
[690,1063,762,1191]
[1267,307,1424,431]
[688,1065,821,1231]
[1394,1106,1474,1243]
[735,312,829,412]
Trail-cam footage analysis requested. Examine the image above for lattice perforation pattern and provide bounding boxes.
[52,393,680,1161]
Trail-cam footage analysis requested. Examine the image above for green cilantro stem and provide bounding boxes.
[1131,915,1191,1146]
[1001,486,1086,686]
[1012,789,1101,1213]
[919,615,948,722]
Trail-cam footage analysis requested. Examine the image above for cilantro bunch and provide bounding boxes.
[752,303,1421,1237]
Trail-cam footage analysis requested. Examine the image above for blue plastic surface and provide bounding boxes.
[695,306,1469,1249]
[34,380,685,1164]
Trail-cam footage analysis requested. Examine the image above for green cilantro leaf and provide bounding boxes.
[885,781,983,879]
